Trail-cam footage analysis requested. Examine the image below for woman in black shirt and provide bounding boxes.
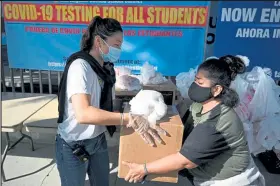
[122,55,265,186]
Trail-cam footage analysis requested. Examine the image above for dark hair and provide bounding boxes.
[81,16,123,52]
[198,55,246,108]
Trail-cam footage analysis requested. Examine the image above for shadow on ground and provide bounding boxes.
[1,133,280,186]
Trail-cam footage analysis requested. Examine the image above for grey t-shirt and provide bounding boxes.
[180,103,250,181]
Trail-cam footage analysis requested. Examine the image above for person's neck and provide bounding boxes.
[89,49,104,67]
[201,99,221,114]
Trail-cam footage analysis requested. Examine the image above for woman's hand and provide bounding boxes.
[122,161,146,183]
[127,114,167,147]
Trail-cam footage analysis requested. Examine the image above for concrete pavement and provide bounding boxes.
[1,132,279,186]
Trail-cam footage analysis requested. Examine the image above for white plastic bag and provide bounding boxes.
[245,68,261,90]
[140,62,167,85]
[115,75,142,91]
[230,55,253,122]
[175,67,197,99]
[256,117,280,150]
[247,67,280,122]
[129,90,167,126]
[141,62,155,83]
[250,121,267,156]
[263,67,272,77]
[243,122,264,155]
[235,102,251,123]
[149,73,167,85]
[231,75,250,102]
[115,67,131,77]
[269,114,280,141]
[130,74,143,83]
[271,79,280,104]
[231,75,255,122]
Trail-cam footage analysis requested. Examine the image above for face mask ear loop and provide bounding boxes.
[212,84,225,99]
[98,36,109,57]
[209,83,216,98]
[100,37,109,48]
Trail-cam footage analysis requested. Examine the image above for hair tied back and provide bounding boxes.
[236,55,250,67]
[219,55,246,80]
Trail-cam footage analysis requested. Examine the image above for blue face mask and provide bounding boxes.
[99,39,121,63]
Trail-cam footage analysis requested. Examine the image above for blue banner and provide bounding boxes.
[214,1,280,79]
[3,1,209,76]
[2,33,7,46]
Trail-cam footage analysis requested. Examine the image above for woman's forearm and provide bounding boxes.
[77,106,129,126]
[71,93,129,126]
[146,153,188,174]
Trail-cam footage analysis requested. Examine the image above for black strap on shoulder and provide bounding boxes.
[57,51,116,136]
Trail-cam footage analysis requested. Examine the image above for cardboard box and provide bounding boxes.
[118,105,184,183]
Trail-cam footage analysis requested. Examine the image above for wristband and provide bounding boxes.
[141,163,148,184]
[143,163,149,175]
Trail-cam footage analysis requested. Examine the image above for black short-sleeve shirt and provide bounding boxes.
[180,103,250,181]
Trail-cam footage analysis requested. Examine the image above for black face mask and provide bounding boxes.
[188,82,213,103]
